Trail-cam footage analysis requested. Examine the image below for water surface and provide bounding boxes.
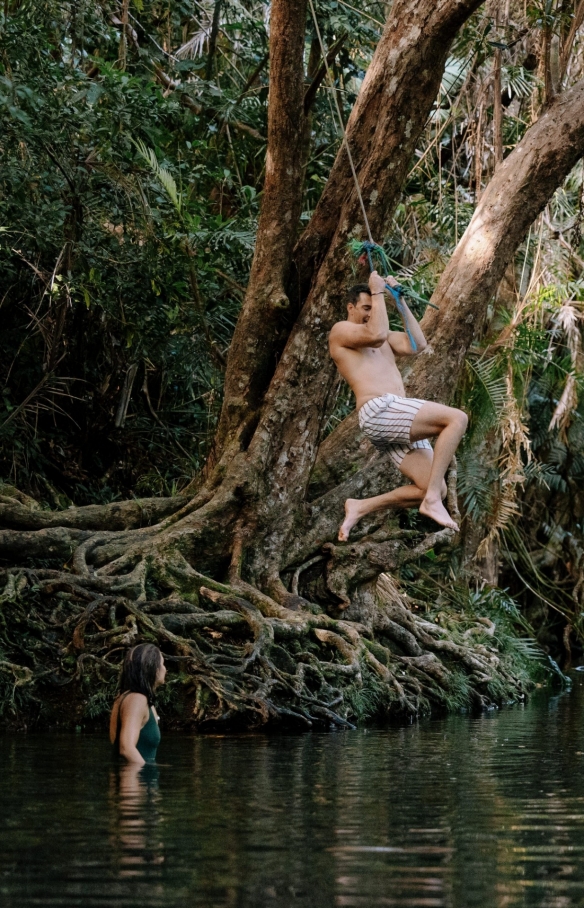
[2,679,584,907]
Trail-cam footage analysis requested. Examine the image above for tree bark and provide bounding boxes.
[205,0,222,81]
[0,495,187,531]
[212,0,308,466]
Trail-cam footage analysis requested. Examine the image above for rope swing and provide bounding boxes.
[307,0,438,352]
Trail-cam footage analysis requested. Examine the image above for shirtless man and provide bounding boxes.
[329,270,468,541]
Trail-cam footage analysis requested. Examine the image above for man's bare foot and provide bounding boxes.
[419,495,459,532]
[338,499,364,541]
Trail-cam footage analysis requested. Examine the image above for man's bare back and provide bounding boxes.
[328,271,467,540]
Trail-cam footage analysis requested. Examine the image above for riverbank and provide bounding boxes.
[0,565,559,731]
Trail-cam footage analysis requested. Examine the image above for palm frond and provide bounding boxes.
[549,371,578,434]
[468,357,508,416]
[134,140,182,214]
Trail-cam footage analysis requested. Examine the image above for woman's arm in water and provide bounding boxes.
[115,693,149,765]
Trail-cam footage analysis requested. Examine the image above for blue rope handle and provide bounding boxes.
[362,241,418,352]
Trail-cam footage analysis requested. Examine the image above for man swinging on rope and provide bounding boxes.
[329,270,468,541]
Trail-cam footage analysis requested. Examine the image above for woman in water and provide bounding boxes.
[110,643,166,765]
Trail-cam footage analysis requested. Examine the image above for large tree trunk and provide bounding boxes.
[291,0,485,300]
[3,5,583,731]
[231,0,490,593]
[211,0,308,468]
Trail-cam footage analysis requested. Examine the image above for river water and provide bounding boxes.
[2,678,584,908]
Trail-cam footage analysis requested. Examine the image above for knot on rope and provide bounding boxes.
[352,240,418,352]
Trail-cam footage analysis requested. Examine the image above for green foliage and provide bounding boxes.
[83,682,117,720]
[0,0,263,500]
[0,0,384,502]
[344,671,387,723]
[399,564,557,694]
[442,669,473,711]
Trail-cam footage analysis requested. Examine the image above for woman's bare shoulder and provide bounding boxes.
[113,692,149,722]
[110,693,149,743]
[117,692,148,710]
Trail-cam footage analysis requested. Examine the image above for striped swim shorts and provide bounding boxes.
[358,393,432,468]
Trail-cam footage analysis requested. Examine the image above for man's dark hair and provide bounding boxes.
[119,643,162,705]
[344,284,371,307]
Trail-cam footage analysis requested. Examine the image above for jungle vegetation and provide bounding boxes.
[1,0,584,729]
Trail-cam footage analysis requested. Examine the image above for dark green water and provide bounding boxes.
[2,680,584,908]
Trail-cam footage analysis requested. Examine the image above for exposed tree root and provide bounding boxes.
[0,545,532,730]
[0,485,187,531]
[0,458,540,730]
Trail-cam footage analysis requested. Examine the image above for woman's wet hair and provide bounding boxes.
[119,643,162,705]
[344,284,371,307]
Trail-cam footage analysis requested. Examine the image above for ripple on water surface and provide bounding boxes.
[2,679,584,908]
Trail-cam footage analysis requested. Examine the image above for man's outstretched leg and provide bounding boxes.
[410,402,467,531]
[338,448,445,541]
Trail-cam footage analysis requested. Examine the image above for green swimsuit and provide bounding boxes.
[136,707,161,763]
[114,693,161,763]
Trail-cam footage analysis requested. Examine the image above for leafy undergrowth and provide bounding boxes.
[399,572,568,708]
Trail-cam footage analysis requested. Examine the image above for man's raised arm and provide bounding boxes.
[329,271,389,350]
[386,276,427,356]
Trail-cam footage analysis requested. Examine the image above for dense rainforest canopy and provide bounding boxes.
[2,0,584,729]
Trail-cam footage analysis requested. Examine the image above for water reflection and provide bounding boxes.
[1,683,584,906]
[109,763,164,881]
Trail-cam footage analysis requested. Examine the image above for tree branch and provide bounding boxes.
[292,0,486,302]
[153,66,264,141]
[303,34,348,114]
[409,76,584,404]
[309,77,584,497]
[211,0,309,465]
